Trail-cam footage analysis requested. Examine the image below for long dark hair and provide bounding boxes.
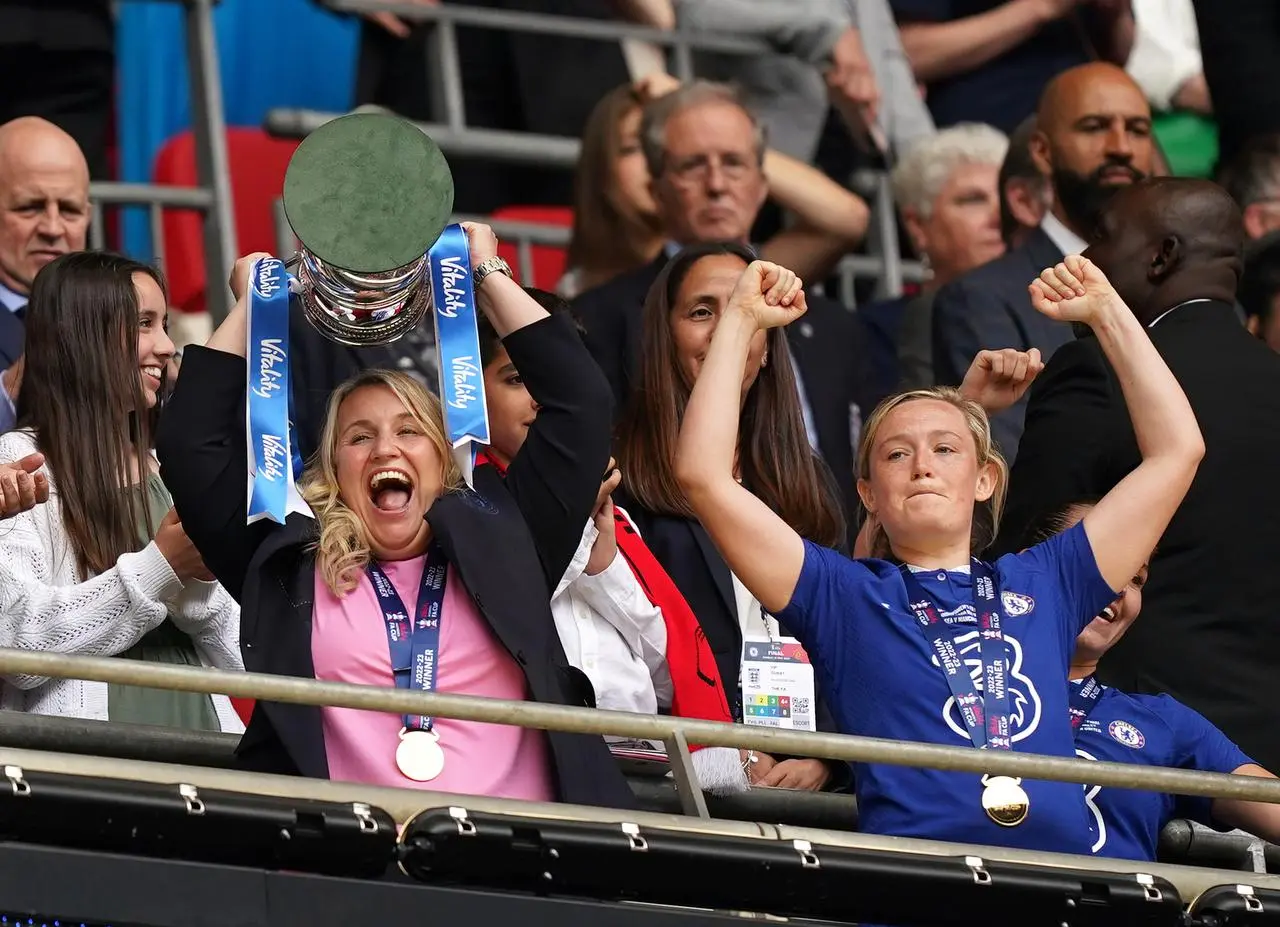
[566,83,664,289]
[616,242,845,548]
[17,251,166,578]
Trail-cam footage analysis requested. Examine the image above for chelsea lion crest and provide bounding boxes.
[1001,591,1035,617]
[1108,720,1146,749]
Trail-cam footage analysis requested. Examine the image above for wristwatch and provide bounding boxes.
[473,255,513,291]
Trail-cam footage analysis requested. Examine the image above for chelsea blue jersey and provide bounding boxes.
[1073,684,1251,861]
[776,522,1116,854]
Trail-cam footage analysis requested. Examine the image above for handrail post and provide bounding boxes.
[663,731,710,819]
[183,0,238,322]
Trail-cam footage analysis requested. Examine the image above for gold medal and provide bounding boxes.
[981,775,1029,827]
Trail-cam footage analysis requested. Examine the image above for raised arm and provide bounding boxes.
[471,223,615,590]
[1028,255,1204,592]
[156,254,274,601]
[674,261,808,614]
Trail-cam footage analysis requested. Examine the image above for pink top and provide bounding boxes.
[311,555,554,801]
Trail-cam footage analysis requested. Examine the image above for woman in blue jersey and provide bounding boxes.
[1030,502,1280,861]
[673,252,1205,855]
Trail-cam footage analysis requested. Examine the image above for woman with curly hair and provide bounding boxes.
[156,223,633,808]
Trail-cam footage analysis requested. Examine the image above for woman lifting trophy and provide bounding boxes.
[156,112,636,807]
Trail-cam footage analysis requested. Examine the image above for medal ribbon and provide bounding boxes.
[1068,675,1104,732]
[368,542,450,733]
[245,256,298,525]
[901,560,1013,751]
[428,224,491,488]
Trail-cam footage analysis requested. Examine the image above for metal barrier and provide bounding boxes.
[6,743,1280,911]
[2,646,1278,815]
[95,0,239,321]
[1,709,1270,874]
[268,0,908,300]
[271,204,926,308]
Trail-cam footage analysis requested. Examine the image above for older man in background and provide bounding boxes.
[0,117,92,426]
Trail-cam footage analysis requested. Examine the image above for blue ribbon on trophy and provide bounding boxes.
[244,112,467,524]
[427,224,490,485]
[245,256,307,525]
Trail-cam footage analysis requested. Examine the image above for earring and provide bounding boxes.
[761,352,769,368]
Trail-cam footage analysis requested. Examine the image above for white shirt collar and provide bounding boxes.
[906,563,971,575]
[1147,298,1215,329]
[1039,212,1089,257]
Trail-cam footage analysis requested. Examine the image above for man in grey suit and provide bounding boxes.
[930,61,1156,461]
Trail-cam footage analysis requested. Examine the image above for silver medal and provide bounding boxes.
[396,728,446,782]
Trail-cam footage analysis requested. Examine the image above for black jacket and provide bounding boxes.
[931,227,1072,461]
[995,300,1280,773]
[157,314,636,809]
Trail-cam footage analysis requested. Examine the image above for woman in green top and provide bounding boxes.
[0,251,243,731]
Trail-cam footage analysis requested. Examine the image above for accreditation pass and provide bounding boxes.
[741,637,817,731]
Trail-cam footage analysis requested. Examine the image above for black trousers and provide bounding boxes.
[0,45,114,180]
[353,0,629,214]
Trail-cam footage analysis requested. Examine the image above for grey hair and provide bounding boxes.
[1218,134,1280,210]
[891,123,1010,219]
[640,80,768,179]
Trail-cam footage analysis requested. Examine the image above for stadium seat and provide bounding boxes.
[152,128,301,317]
[490,205,573,290]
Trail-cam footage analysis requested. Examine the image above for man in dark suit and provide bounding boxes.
[995,177,1280,774]
[931,62,1155,460]
[572,81,873,522]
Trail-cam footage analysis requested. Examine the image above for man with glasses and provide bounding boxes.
[572,80,876,524]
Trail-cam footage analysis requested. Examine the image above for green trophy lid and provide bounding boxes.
[283,113,455,273]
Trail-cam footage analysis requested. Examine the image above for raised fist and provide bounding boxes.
[726,261,807,330]
[1028,254,1125,328]
[960,348,1045,415]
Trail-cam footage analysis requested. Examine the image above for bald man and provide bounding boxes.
[997,177,1280,774]
[0,117,92,426]
[930,62,1155,460]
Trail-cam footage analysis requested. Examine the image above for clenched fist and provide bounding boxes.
[726,261,807,330]
[1028,255,1125,328]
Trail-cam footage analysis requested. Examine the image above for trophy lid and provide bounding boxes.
[283,113,455,274]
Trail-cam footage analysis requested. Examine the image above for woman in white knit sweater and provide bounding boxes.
[0,252,242,731]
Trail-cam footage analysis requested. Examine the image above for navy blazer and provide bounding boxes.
[156,314,636,810]
[0,305,23,370]
[930,227,1071,461]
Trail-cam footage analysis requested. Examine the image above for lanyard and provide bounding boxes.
[1068,675,1104,732]
[901,560,1013,751]
[367,542,449,733]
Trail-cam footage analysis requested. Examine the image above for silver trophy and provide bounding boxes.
[281,112,455,347]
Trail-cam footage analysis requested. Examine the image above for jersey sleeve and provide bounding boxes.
[775,541,873,691]
[1158,695,1254,828]
[1001,521,1117,654]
